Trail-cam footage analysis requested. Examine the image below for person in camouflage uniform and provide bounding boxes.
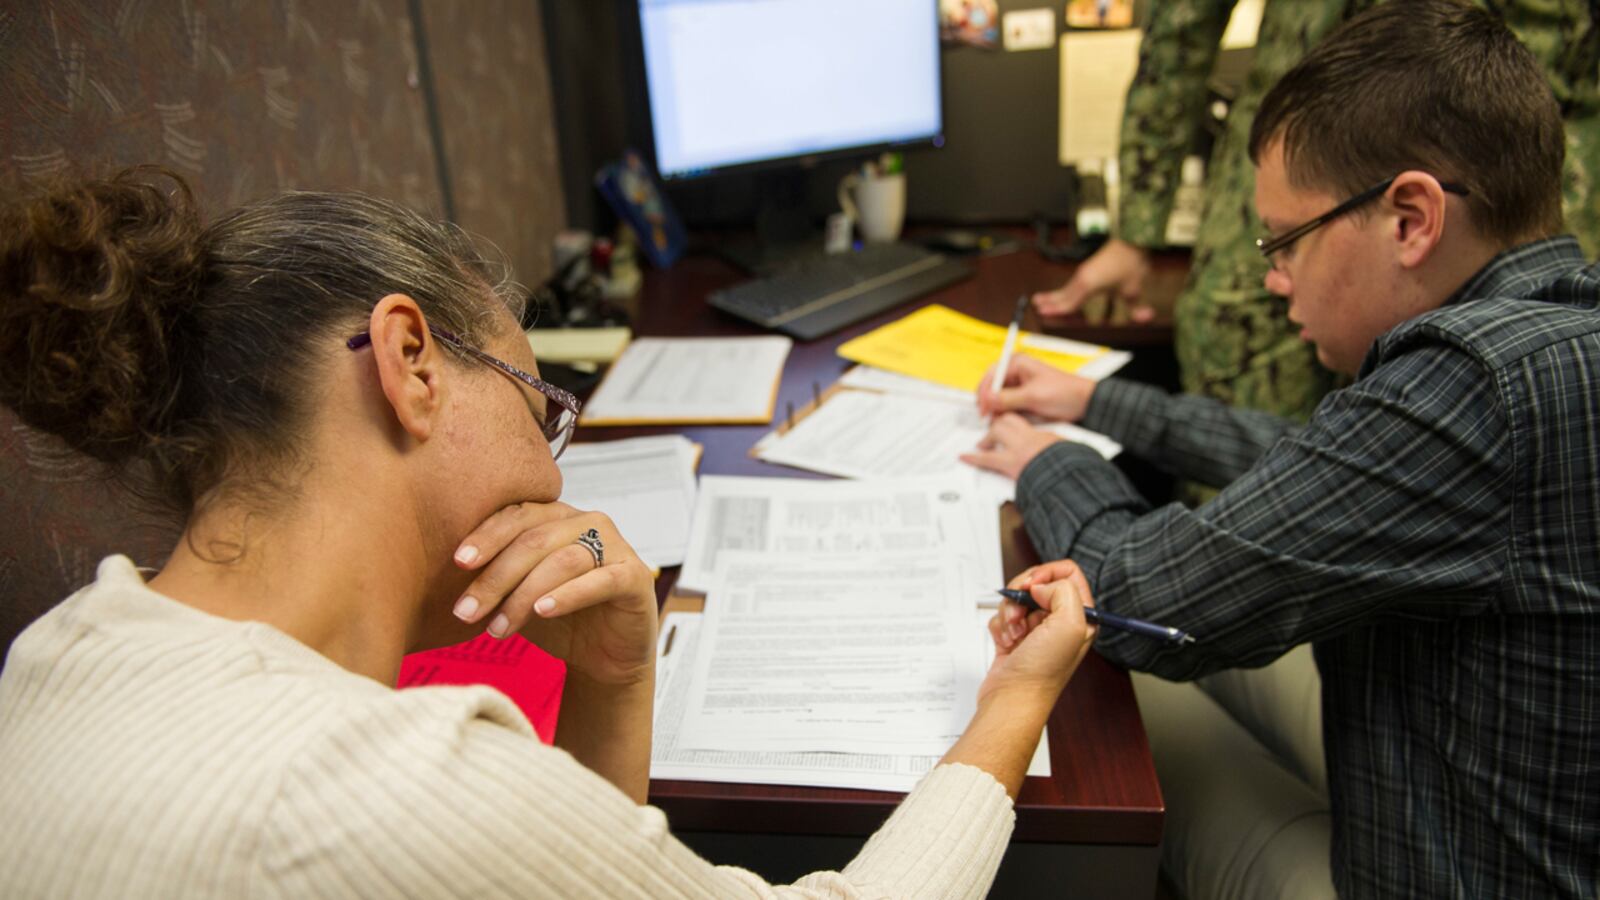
[1036,0,1599,423]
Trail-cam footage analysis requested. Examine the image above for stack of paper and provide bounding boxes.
[557,435,699,569]
[651,609,1050,792]
[680,552,977,757]
[526,326,632,366]
[580,336,792,425]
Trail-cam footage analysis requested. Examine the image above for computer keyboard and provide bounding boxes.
[708,243,972,340]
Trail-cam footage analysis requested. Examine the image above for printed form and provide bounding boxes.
[677,474,1002,602]
[579,336,792,425]
[675,553,980,757]
[754,388,1121,502]
[651,612,1050,792]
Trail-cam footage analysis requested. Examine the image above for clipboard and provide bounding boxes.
[747,379,859,457]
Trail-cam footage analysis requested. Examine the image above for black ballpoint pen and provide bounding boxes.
[997,588,1197,646]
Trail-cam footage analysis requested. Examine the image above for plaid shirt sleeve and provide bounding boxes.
[1078,378,1302,488]
[1015,341,1514,680]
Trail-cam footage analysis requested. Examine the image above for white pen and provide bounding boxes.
[988,294,1029,414]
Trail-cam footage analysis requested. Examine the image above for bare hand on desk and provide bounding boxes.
[1032,237,1153,317]
[449,501,658,687]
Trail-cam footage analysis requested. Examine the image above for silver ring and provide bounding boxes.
[575,528,604,568]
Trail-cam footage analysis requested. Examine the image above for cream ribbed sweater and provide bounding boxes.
[0,556,1014,898]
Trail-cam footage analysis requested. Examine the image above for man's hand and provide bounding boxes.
[975,354,1097,422]
[1033,238,1153,317]
[961,413,1066,480]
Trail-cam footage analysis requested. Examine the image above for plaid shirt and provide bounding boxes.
[1017,237,1600,899]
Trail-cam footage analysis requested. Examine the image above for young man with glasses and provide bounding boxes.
[965,1,1599,897]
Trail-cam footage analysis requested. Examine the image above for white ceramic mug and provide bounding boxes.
[837,171,906,243]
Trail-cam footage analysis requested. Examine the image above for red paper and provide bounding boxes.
[398,634,566,744]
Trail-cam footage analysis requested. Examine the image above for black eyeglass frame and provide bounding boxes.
[346,325,581,459]
[1256,174,1471,265]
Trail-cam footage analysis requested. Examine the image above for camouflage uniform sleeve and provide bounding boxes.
[1116,0,1238,248]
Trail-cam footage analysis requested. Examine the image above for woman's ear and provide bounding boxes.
[368,294,445,442]
[1388,171,1450,270]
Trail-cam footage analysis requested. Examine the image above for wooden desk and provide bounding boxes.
[587,238,1177,898]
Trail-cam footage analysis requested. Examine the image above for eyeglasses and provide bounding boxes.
[346,325,581,459]
[1256,175,1470,270]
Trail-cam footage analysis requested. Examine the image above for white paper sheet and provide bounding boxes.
[580,336,792,424]
[675,553,978,756]
[1059,29,1144,165]
[839,353,1128,401]
[838,365,975,403]
[1019,336,1132,382]
[754,389,1122,503]
[557,435,698,569]
[1002,8,1056,52]
[650,611,1050,791]
[677,474,1002,602]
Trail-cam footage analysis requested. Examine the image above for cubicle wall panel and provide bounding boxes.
[0,0,447,216]
[0,409,181,657]
[0,0,569,656]
[420,0,567,287]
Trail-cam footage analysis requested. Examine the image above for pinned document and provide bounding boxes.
[580,336,792,425]
[836,304,1128,393]
[754,387,1120,502]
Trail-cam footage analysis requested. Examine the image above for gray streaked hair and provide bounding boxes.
[0,167,526,524]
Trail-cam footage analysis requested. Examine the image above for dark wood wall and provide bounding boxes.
[0,0,568,655]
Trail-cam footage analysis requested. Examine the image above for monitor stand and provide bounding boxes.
[714,169,828,275]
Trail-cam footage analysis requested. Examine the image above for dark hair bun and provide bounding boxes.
[0,167,204,465]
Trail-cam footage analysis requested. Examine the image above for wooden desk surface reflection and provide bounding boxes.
[581,237,1171,849]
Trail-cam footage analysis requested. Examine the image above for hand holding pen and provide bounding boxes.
[1000,560,1197,648]
[985,295,1029,418]
[983,562,1100,706]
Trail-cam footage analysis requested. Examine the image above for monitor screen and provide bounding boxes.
[638,0,943,180]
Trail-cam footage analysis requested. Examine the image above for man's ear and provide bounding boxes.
[1387,171,1450,270]
[368,294,445,442]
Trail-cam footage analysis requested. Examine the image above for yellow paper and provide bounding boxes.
[836,304,1106,392]
[526,326,632,364]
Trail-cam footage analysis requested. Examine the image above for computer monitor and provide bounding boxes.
[637,0,944,182]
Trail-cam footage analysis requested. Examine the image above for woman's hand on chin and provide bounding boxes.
[449,501,658,686]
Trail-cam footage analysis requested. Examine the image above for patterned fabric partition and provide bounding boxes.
[0,0,567,655]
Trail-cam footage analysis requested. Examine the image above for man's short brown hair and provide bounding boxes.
[1248,0,1565,246]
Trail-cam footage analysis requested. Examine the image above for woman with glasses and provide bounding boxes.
[0,169,1096,898]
